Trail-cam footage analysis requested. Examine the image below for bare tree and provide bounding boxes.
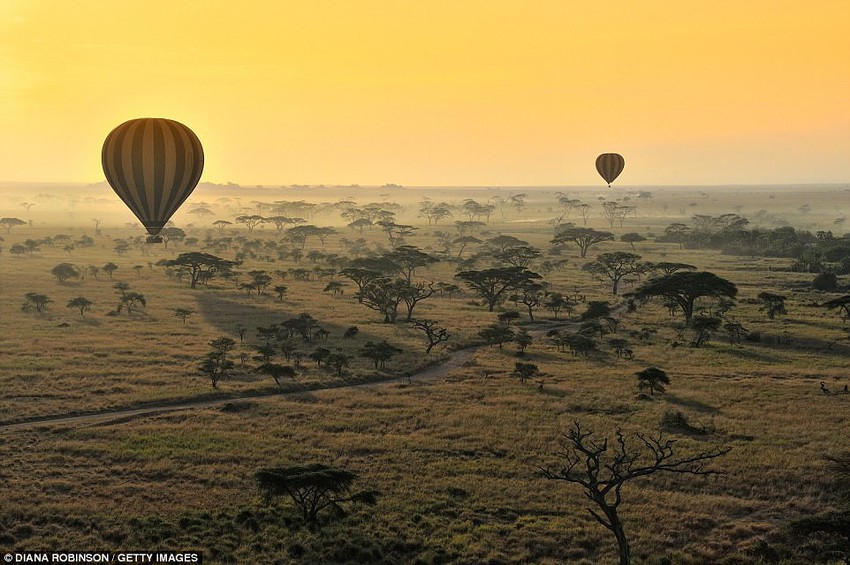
[411,319,450,353]
[540,421,730,565]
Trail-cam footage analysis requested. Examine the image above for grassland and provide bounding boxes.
[0,184,849,563]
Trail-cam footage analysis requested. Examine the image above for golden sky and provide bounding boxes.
[0,0,848,186]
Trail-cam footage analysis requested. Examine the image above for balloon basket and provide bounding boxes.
[146,235,164,244]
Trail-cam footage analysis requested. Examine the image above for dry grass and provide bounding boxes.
[0,185,848,563]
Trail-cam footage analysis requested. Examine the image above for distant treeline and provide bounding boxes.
[656,214,850,273]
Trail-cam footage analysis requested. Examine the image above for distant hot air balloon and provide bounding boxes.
[595,153,625,187]
[102,118,204,242]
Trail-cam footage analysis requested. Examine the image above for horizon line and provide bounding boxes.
[0,181,847,190]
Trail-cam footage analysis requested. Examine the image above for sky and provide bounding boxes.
[0,0,848,187]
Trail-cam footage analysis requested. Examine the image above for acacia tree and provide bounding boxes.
[581,300,612,321]
[541,422,730,565]
[384,245,438,282]
[419,200,453,225]
[119,291,146,315]
[309,347,331,367]
[159,227,185,249]
[235,214,266,232]
[286,224,325,249]
[509,280,547,321]
[198,337,236,388]
[255,464,378,524]
[51,263,80,283]
[242,270,273,295]
[513,361,539,383]
[358,277,408,323]
[620,233,646,251]
[635,367,669,395]
[257,363,296,387]
[400,281,436,321]
[453,235,482,257]
[166,252,237,289]
[758,292,787,319]
[326,351,352,377]
[652,262,696,276]
[551,226,614,258]
[67,297,93,316]
[323,281,344,296]
[456,267,541,312]
[173,307,194,324]
[723,320,749,344]
[454,220,485,236]
[377,220,416,247]
[212,219,232,234]
[823,295,850,323]
[339,257,395,301]
[22,293,51,312]
[495,245,541,268]
[273,285,288,301]
[515,328,532,354]
[187,206,214,224]
[0,217,26,233]
[359,340,403,369]
[479,323,514,349]
[575,203,592,225]
[103,262,118,280]
[583,252,647,295]
[662,223,690,249]
[633,271,738,325]
[544,292,574,319]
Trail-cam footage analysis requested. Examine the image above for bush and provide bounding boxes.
[813,272,838,291]
[661,410,713,435]
[661,410,691,431]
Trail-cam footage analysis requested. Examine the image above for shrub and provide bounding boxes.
[813,272,838,291]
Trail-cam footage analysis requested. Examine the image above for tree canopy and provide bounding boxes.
[456,267,542,312]
[551,226,615,258]
[633,271,738,324]
[166,252,237,289]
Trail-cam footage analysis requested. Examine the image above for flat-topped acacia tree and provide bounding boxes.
[551,226,615,258]
[255,464,378,525]
[583,252,648,295]
[0,217,26,233]
[165,252,237,289]
[456,267,542,312]
[633,271,738,325]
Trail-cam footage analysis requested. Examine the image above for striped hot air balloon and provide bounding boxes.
[595,153,625,187]
[102,118,204,242]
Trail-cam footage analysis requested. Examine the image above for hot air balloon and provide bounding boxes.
[102,118,204,243]
[595,153,625,187]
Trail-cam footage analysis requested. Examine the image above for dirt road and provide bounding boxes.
[0,314,585,433]
[0,342,485,433]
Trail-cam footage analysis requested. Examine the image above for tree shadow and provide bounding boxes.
[192,292,359,341]
[719,346,781,363]
[663,393,720,414]
[742,335,850,358]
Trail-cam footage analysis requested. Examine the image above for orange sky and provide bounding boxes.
[0,1,848,186]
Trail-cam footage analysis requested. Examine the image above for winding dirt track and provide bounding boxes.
[0,317,582,433]
[0,342,486,433]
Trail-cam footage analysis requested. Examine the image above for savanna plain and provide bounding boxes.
[1,183,848,564]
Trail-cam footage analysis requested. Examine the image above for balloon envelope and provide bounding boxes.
[595,153,625,187]
[102,118,204,238]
